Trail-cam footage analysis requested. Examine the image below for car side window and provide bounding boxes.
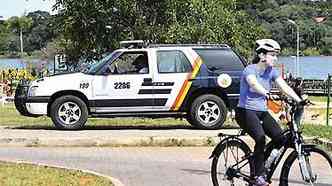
[157,51,192,73]
[193,48,245,72]
[106,52,149,74]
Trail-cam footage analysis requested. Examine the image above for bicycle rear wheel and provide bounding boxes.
[280,146,332,186]
[211,140,253,186]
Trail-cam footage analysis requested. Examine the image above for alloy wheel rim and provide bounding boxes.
[58,101,81,125]
[197,101,220,126]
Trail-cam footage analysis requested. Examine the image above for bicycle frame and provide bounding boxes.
[211,97,318,185]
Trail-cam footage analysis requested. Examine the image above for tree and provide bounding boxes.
[0,23,10,53]
[162,0,268,57]
[25,11,55,52]
[7,16,33,57]
[53,0,267,63]
[247,0,332,55]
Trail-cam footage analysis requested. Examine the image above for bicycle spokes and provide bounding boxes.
[214,142,252,185]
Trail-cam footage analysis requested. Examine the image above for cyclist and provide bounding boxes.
[235,39,303,186]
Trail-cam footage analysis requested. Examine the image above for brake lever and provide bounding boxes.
[308,100,315,106]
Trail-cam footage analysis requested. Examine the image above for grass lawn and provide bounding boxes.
[0,161,113,186]
[0,103,242,129]
[308,96,329,102]
[0,103,191,128]
[302,124,332,141]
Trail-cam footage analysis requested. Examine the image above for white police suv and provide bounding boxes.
[15,41,246,130]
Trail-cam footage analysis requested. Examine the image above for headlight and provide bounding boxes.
[28,86,39,97]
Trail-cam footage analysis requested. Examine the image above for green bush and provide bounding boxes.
[281,47,296,56]
[302,47,320,56]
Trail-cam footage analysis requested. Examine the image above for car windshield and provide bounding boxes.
[85,51,122,74]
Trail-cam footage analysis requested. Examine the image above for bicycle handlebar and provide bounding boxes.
[268,95,314,108]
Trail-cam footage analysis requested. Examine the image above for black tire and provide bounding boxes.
[211,140,253,186]
[50,95,88,130]
[187,94,227,129]
[280,146,332,186]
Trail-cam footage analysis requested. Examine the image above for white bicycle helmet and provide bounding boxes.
[255,39,281,53]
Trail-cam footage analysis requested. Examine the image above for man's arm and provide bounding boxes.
[275,77,302,102]
[246,74,269,96]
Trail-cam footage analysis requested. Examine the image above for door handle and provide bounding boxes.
[144,78,152,82]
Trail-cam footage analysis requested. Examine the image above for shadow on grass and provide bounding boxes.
[9,124,240,131]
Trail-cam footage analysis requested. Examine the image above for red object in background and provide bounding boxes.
[274,64,285,79]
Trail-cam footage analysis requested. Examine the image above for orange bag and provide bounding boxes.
[267,99,283,114]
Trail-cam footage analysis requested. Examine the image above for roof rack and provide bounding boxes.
[119,40,146,49]
[119,40,230,49]
[148,43,230,48]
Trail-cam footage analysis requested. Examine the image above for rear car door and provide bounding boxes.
[151,49,194,111]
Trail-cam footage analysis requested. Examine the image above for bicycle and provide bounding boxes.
[210,97,332,186]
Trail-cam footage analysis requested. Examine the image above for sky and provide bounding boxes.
[0,0,56,19]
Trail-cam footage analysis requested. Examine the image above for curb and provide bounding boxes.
[1,159,125,186]
[0,136,220,147]
[1,136,330,148]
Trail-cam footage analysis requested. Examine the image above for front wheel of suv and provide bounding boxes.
[50,95,88,130]
[187,94,227,129]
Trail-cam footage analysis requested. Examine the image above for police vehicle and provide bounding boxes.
[14,41,246,130]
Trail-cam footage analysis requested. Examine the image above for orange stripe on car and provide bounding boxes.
[171,57,202,111]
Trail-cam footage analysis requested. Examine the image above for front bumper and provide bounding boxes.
[14,81,41,117]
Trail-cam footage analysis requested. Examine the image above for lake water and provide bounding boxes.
[0,58,51,72]
[0,58,26,69]
[1,56,332,80]
[278,56,332,80]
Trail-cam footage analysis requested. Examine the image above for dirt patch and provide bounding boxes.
[303,108,327,125]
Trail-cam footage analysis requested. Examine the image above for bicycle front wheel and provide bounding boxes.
[211,140,253,186]
[280,145,332,186]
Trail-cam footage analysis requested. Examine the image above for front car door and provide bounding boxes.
[91,50,155,113]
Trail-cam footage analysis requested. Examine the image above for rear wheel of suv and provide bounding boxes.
[50,95,88,130]
[187,94,227,129]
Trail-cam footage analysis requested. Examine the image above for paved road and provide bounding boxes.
[1,147,331,186]
[0,147,214,186]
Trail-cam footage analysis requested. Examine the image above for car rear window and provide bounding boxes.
[193,48,245,72]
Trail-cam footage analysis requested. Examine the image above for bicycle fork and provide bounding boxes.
[295,143,316,183]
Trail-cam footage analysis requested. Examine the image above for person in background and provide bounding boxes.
[292,77,306,125]
[133,55,149,74]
